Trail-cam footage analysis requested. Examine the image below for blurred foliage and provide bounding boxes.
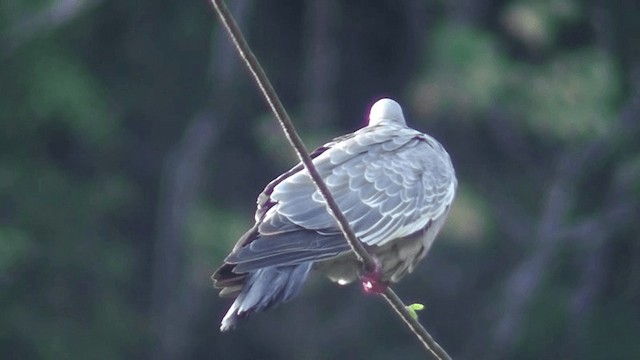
[413,21,619,141]
[502,0,582,49]
[187,202,249,262]
[507,49,619,141]
[412,23,508,117]
[1,0,639,359]
[442,184,491,245]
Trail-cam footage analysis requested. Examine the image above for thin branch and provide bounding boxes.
[381,288,452,359]
[210,1,452,359]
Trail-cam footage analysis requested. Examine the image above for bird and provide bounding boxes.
[212,98,457,331]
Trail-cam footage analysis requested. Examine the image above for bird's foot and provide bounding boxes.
[360,257,387,294]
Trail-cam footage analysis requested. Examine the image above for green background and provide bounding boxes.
[1,0,639,359]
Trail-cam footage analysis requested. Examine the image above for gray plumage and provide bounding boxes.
[213,98,457,331]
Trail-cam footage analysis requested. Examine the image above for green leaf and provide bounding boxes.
[406,303,426,320]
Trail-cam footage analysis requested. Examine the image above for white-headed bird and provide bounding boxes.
[213,98,457,331]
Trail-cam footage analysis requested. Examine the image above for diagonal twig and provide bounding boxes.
[210,1,452,359]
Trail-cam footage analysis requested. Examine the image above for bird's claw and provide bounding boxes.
[361,257,387,294]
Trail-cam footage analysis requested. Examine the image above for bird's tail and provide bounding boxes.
[220,263,312,331]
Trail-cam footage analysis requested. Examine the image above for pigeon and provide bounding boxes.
[213,98,457,331]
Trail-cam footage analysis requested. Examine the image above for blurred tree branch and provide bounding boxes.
[491,82,640,358]
[2,0,102,57]
[150,2,251,359]
[151,116,217,360]
[302,0,338,130]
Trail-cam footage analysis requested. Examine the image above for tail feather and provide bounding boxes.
[220,263,312,331]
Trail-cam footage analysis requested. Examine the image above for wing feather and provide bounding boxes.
[226,124,457,270]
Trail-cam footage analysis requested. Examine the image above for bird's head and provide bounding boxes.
[368,98,406,127]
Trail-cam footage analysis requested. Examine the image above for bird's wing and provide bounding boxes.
[226,125,456,271]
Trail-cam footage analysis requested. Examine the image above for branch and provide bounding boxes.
[210,1,452,359]
[491,82,640,358]
[381,288,452,359]
[152,2,251,356]
[152,116,217,360]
